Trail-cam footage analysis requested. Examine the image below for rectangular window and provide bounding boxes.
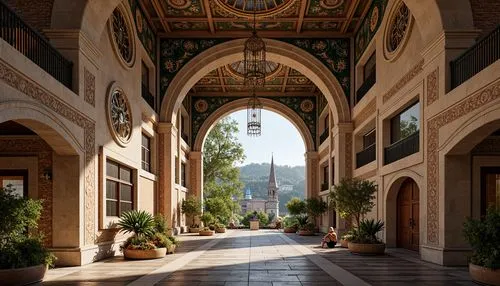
[390,102,420,144]
[175,156,179,184]
[141,133,151,172]
[0,169,28,197]
[106,160,133,217]
[323,165,329,184]
[364,52,376,81]
[363,129,376,149]
[181,162,186,188]
[141,61,149,90]
[324,114,329,132]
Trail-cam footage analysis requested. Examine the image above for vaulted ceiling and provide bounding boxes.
[140,0,372,37]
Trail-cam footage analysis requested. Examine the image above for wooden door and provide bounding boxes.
[397,179,419,251]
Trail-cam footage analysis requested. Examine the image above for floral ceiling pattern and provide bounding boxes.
[128,0,156,62]
[138,0,371,35]
[354,0,388,62]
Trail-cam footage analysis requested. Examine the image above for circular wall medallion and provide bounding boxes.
[214,0,296,18]
[106,85,133,146]
[369,6,379,32]
[194,99,208,113]
[108,4,136,68]
[300,99,314,113]
[383,1,413,62]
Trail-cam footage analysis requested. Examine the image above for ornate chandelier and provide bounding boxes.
[247,88,262,136]
[243,0,266,87]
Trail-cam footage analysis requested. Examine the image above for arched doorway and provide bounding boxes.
[396,178,420,251]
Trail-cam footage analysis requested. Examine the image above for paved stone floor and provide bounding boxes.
[42,230,475,286]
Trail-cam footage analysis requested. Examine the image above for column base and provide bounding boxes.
[50,239,125,266]
[421,245,471,266]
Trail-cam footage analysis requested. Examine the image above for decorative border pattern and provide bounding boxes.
[0,60,96,245]
[382,59,424,103]
[84,68,95,107]
[345,133,353,178]
[128,0,157,62]
[426,68,438,106]
[353,98,376,128]
[426,80,500,244]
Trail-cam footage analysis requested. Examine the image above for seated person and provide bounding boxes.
[321,227,337,248]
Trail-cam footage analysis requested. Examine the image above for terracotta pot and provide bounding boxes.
[167,244,176,254]
[469,263,500,286]
[298,230,315,236]
[284,227,297,233]
[189,227,200,233]
[348,242,385,255]
[215,227,226,233]
[0,264,47,286]
[340,239,349,248]
[199,230,214,236]
[123,248,166,259]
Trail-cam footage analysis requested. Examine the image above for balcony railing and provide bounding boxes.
[451,25,500,89]
[141,83,155,110]
[319,128,329,145]
[356,144,376,168]
[384,131,419,165]
[356,71,376,103]
[0,2,72,89]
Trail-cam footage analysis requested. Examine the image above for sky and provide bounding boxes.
[228,109,305,167]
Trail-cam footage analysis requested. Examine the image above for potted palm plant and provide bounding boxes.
[463,207,500,286]
[0,186,56,285]
[348,219,385,255]
[199,212,215,236]
[297,215,315,236]
[283,216,299,233]
[181,197,202,233]
[118,210,167,259]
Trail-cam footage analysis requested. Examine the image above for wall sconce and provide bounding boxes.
[41,170,52,181]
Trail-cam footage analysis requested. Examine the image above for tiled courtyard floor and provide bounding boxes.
[42,229,475,286]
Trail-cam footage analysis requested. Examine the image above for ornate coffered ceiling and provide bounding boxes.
[191,61,318,96]
[139,0,372,37]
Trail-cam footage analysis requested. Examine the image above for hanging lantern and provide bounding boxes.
[243,0,266,87]
[247,92,262,136]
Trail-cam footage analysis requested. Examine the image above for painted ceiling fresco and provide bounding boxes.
[139,0,373,36]
[355,0,388,62]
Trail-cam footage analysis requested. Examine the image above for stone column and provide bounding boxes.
[188,151,204,218]
[304,151,319,199]
[332,122,353,234]
[158,123,177,228]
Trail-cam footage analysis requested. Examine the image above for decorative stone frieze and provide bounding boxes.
[0,60,96,246]
[426,79,500,245]
[426,68,438,106]
[84,68,95,107]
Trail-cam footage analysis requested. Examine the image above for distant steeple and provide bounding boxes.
[245,188,252,200]
[268,154,278,189]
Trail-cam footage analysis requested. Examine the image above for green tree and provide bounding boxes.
[286,197,306,216]
[400,115,419,139]
[181,197,202,227]
[329,178,377,227]
[305,197,328,226]
[203,117,245,223]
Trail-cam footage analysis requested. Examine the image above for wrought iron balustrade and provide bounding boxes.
[384,131,419,165]
[356,71,376,103]
[451,25,500,89]
[356,144,376,168]
[0,1,72,89]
